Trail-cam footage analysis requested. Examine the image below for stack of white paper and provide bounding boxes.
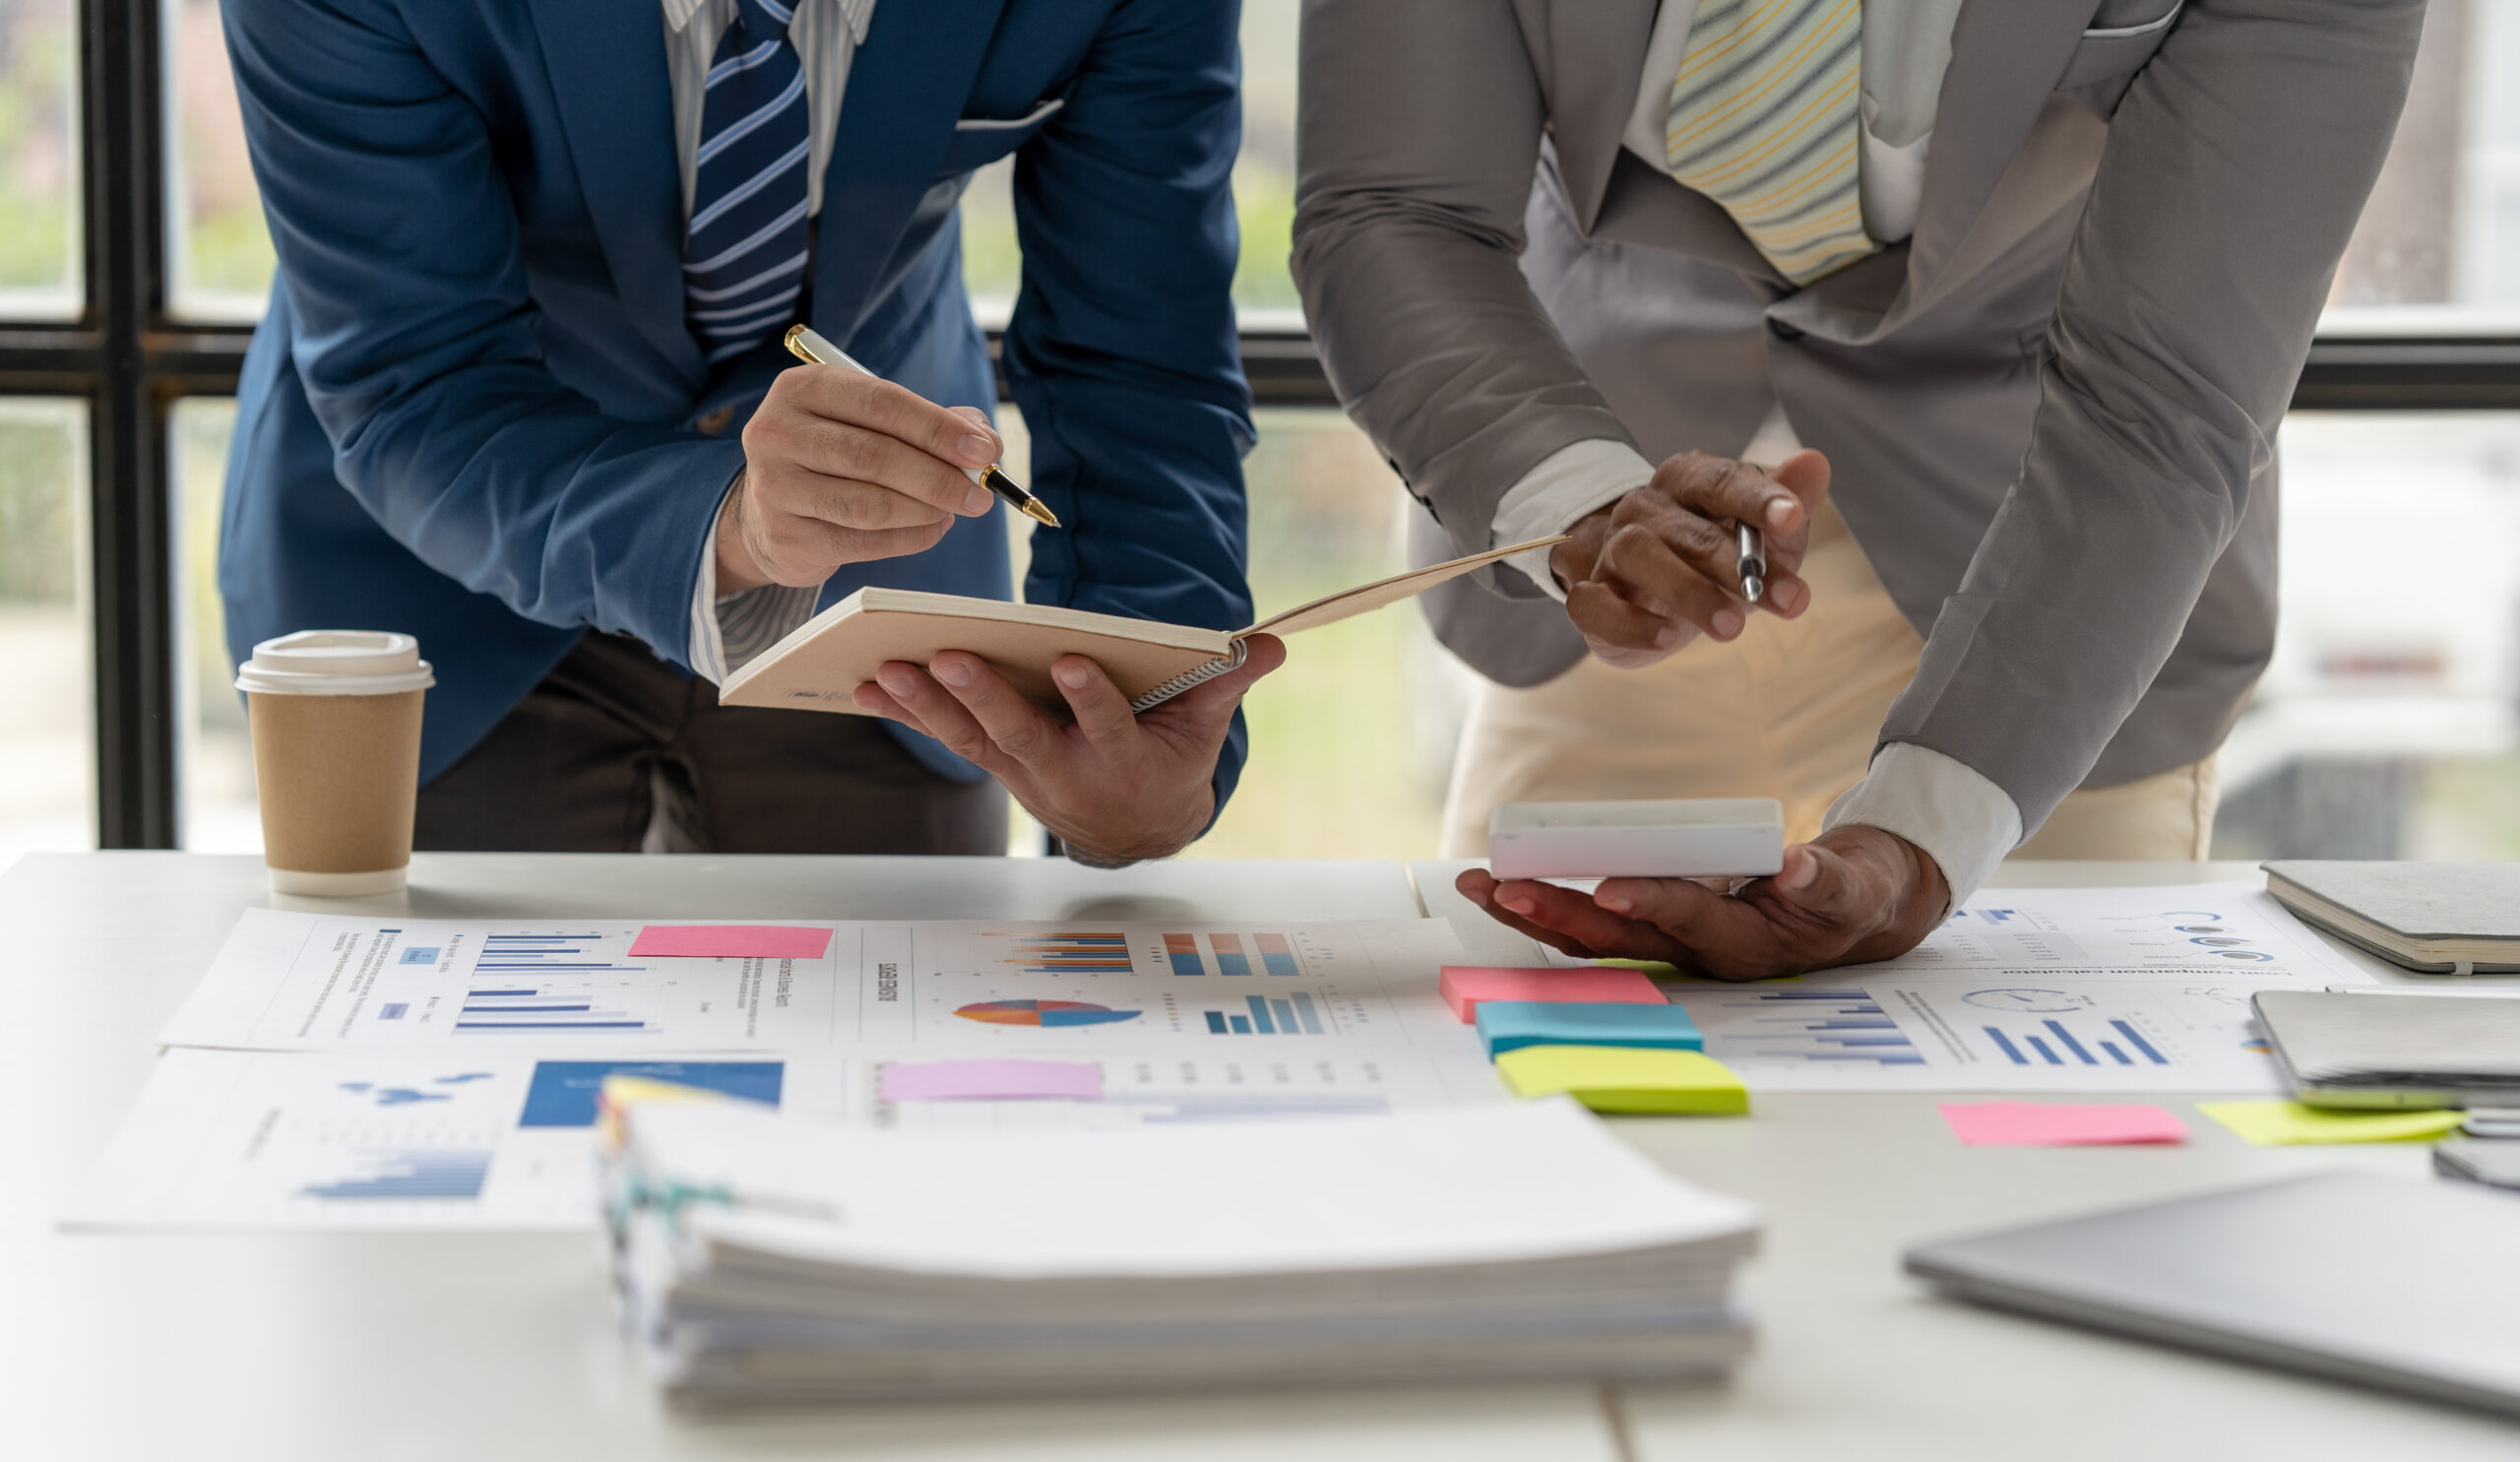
[602,1096,1761,1402]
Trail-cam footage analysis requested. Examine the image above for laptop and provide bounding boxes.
[1905,1172,2520,1418]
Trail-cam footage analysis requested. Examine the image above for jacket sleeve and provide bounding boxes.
[1002,0,1258,814]
[223,0,740,668]
[1291,0,1640,561]
[1878,0,2425,832]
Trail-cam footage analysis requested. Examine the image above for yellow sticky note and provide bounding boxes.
[1592,956,1802,985]
[2196,1101,2466,1146]
[1494,1045,1749,1115]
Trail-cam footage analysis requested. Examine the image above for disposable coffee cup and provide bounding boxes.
[236,630,435,896]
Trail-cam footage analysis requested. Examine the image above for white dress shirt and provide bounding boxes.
[1490,0,2019,903]
[667,0,879,683]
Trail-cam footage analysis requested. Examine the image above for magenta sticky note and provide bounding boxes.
[627,924,833,959]
[1439,965,1668,1022]
[879,1059,1104,1103]
[1938,1103,2189,1148]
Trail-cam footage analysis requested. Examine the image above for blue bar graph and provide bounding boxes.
[1217,952,1252,977]
[1985,1026,2028,1064]
[2044,1019,2097,1065]
[2110,1019,2170,1065]
[2025,1035,2062,1064]
[1292,991,1324,1034]
[300,1149,491,1202]
[1721,989,1923,1065]
[1165,934,1206,977]
[2101,1041,2132,1064]
[1269,998,1297,1034]
[1229,1015,1251,1034]
[1259,934,1299,977]
[1204,1011,1228,1034]
[1245,995,1276,1034]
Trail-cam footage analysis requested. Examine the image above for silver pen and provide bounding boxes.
[1735,522,1766,605]
[783,324,1060,529]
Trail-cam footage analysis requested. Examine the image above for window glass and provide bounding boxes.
[961,0,1302,327]
[171,398,260,850]
[1184,408,1460,859]
[2213,413,2520,859]
[2325,0,2520,330]
[165,0,276,320]
[0,0,80,318]
[0,399,93,865]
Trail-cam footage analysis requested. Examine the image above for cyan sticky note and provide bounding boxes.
[1494,1046,1747,1114]
[1439,965,1668,1021]
[1475,1000,1703,1057]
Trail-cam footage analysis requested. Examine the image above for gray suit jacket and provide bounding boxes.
[1292,0,2423,833]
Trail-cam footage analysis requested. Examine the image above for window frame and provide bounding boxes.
[0,0,2508,848]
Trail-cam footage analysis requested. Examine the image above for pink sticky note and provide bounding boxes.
[627,924,833,959]
[1439,965,1669,1022]
[1939,1103,2188,1148]
[880,1059,1104,1103]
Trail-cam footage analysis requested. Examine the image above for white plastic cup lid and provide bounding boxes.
[235,630,436,696]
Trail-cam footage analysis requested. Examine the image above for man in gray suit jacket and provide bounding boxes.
[1293,0,2421,976]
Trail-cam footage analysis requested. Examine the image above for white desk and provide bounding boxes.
[6,853,2515,1459]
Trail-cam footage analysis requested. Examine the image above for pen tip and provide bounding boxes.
[1742,575,1763,605]
[1022,499,1061,529]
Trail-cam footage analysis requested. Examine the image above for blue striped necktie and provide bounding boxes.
[684,0,812,367]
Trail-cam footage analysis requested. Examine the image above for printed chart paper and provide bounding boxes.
[63,1049,847,1231]
[69,1043,1503,1230]
[159,912,1475,1054]
[1552,883,2375,1092]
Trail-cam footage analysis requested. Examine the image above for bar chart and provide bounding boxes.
[1160,931,1305,977]
[1200,991,1328,1036]
[987,932,1133,975]
[1982,1015,2172,1068]
[1693,988,1927,1066]
[456,931,652,1034]
[299,1148,493,1202]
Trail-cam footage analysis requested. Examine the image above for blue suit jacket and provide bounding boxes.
[218,0,1255,804]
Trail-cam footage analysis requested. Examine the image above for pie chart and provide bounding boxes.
[955,998,1140,1028]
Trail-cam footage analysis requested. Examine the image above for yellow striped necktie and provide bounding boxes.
[1665,0,1878,286]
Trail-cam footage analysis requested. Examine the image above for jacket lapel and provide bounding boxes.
[1544,0,1663,235]
[527,0,705,388]
[1896,0,2103,310]
[811,0,1011,343]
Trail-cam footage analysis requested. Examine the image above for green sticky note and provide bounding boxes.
[1493,1045,1749,1115]
[1593,958,1684,978]
[2197,1101,2466,1146]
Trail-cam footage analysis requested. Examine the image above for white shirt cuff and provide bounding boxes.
[1821,741,2023,908]
[689,478,823,685]
[1490,439,1657,599]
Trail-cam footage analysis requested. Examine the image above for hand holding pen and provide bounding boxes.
[712,325,1058,597]
[1544,449,1828,668]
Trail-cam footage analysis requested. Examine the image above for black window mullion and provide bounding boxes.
[82,0,176,849]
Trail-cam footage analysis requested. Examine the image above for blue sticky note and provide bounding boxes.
[1475,1000,1703,1057]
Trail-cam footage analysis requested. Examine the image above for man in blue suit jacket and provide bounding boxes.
[218,0,1278,863]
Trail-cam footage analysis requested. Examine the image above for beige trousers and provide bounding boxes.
[1439,506,2221,861]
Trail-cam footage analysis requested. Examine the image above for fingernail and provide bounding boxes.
[1055,662,1091,690]
[1499,895,1536,916]
[932,657,973,688]
[875,666,918,696]
[962,484,994,514]
[1598,895,1634,915]
[1766,496,1796,529]
[957,434,997,468]
[1783,854,1817,891]
[1712,608,1743,638]
[1654,625,1679,650]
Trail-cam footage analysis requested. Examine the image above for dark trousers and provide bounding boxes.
[413,633,1007,855]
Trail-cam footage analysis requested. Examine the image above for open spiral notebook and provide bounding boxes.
[718,536,1568,717]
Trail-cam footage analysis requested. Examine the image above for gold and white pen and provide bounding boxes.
[783,323,1060,528]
